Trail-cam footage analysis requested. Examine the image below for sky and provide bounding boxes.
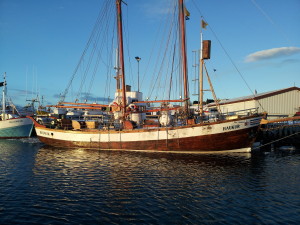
[0,0,299,107]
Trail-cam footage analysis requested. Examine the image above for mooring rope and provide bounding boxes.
[253,131,300,150]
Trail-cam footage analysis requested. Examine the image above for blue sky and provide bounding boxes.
[0,0,299,107]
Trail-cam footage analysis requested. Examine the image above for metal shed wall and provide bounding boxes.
[207,88,300,118]
[255,89,300,117]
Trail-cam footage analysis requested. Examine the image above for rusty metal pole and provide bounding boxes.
[178,0,190,118]
[116,0,127,120]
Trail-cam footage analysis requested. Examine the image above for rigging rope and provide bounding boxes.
[147,0,181,101]
[76,1,115,101]
[168,42,177,101]
[87,3,116,97]
[191,0,266,112]
[123,5,135,91]
[250,0,292,45]
[59,0,115,103]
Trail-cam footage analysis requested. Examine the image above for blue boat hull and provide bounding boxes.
[0,118,34,139]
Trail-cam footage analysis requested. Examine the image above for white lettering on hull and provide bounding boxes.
[40,131,50,136]
[8,120,23,123]
[223,124,240,131]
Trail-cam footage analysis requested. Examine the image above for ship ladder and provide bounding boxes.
[177,129,180,148]
[119,132,122,150]
[166,127,169,149]
[156,128,159,149]
[108,126,111,150]
[98,129,101,150]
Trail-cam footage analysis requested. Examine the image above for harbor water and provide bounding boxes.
[0,138,300,224]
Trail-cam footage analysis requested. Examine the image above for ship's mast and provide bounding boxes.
[116,0,127,119]
[199,28,204,119]
[2,73,6,121]
[199,20,211,120]
[178,0,189,116]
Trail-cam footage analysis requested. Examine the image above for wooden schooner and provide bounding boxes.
[29,0,263,152]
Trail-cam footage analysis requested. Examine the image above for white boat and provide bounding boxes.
[0,73,33,139]
[30,0,263,152]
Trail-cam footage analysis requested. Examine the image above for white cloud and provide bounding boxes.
[141,0,175,19]
[245,47,300,62]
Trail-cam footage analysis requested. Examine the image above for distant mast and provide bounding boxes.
[1,73,6,121]
[114,48,120,91]
[116,0,127,119]
[178,0,190,116]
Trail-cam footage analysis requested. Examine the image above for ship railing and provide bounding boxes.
[194,107,259,123]
[221,107,259,117]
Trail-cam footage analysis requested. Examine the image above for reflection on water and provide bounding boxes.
[0,139,300,224]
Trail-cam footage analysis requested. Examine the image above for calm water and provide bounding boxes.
[0,138,299,224]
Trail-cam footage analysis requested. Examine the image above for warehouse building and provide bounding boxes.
[207,87,300,119]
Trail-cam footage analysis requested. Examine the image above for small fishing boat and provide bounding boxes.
[30,0,263,152]
[0,73,33,139]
